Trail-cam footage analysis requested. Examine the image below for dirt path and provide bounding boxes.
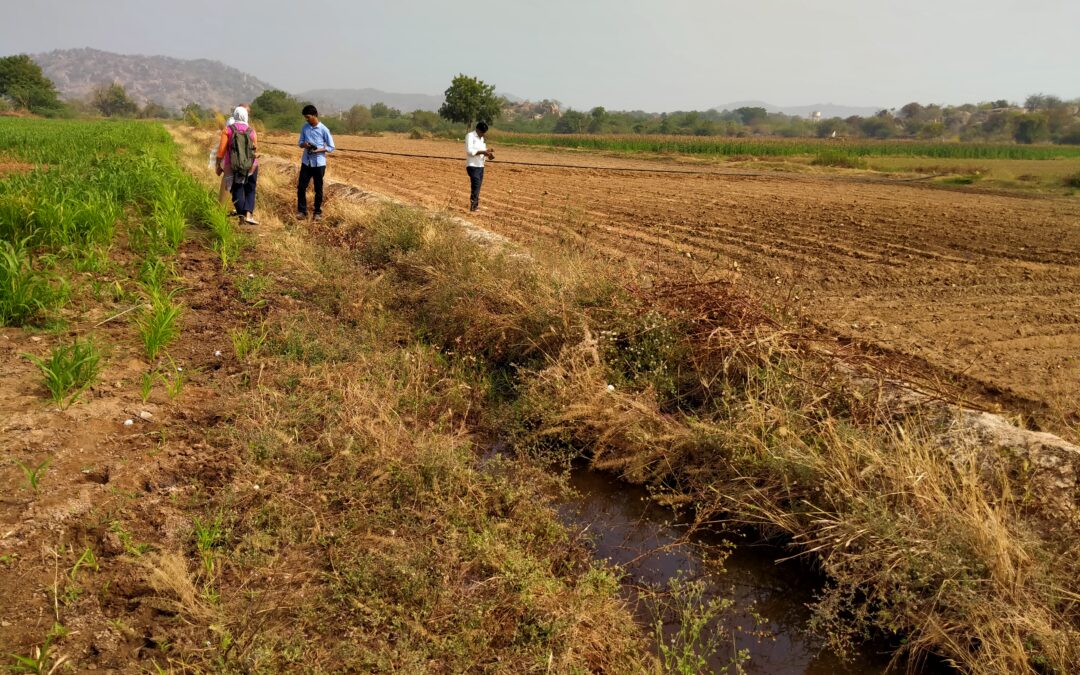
[262,133,1080,427]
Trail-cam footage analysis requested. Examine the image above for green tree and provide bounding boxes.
[251,89,304,130]
[1014,114,1049,144]
[860,116,895,139]
[371,102,402,119]
[409,109,441,131]
[734,106,767,125]
[139,100,170,119]
[816,118,848,138]
[587,106,608,133]
[252,89,299,116]
[919,121,946,140]
[91,83,138,117]
[344,104,372,132]
[553,109,589,134]
[438,74,503,128]
[0,54,62,114]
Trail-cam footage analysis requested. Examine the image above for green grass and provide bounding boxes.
[23,337,102,408]
[15,459,50,493]
[136,289,182,361]
[0,117,237,264]
[0,238,63,326]
[492,131,1080,160]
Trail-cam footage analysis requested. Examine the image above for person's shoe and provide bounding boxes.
[296,211,307,220]
[227,210,239,217]
[313,214,323,223]
[244,216,260,225]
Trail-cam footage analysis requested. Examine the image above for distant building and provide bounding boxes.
[810,111,822,122]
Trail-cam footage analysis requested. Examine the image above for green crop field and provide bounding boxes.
[491,131,1080,160]
[0,118,235,327]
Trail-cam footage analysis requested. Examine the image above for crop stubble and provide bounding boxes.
[265,134,1080,419]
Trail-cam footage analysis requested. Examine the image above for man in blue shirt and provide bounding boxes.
[297,104,335,221]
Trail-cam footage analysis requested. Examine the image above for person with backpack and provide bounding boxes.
[216,105,259,225]
[296,104,335,222]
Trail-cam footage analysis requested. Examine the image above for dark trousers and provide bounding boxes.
[297,164,326,215]
[230,169,258,215]
[467,166,484,210]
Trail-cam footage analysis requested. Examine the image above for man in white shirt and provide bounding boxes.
[465,121,494,212]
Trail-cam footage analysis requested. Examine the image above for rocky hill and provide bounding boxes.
[32,48,275,112]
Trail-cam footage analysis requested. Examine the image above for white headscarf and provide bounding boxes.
[233,105,249,125]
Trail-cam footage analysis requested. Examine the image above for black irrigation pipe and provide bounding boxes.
[263,141,768,177]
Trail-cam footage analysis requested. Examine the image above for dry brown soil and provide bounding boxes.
[262,133,1080,428]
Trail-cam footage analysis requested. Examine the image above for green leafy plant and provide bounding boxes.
[193,513,225,578]
[23,337,102,408]
[108,521,151,557]
[139,370,155,402]
[136,289,182,361]
[652,576,751,675]
[158,356,186,399]
[15,459,51,493]
[7,634,66,675]
[230,325,267,360]
[0,238,60,327]
[62,546,99,605]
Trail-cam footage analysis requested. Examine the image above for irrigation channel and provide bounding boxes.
[558,467,952,673]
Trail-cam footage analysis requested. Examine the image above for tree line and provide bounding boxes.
[498,98,1080,145]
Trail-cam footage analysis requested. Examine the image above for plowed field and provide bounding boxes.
[263,134,1080,423]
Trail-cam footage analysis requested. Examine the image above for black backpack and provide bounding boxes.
[229,124,256,184]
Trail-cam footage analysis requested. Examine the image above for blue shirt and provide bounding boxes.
[297,122,335,167]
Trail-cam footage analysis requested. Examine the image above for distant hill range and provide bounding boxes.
[32,48,275,112]
[714,100,884,119]
[25,49,885,120]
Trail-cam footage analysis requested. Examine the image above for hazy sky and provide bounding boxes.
[3,0,1078,110]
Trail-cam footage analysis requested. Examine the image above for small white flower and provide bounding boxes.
[214,350,222,357]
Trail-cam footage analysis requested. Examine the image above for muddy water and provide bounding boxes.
[561,469,908,674]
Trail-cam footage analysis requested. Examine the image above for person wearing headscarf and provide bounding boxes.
[216,105,260,224]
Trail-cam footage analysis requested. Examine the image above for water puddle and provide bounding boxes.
[561,469,914,674]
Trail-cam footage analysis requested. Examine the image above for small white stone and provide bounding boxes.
[253,484,260,491]
[214,350,222,357]
[138,411,154,421]
[123,419,134,426]
[606,384,615,392]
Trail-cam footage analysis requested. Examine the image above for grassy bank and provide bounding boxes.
[301,178,1080,671]
[131,130,659,672]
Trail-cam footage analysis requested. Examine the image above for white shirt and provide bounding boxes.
[465,131,487,168]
